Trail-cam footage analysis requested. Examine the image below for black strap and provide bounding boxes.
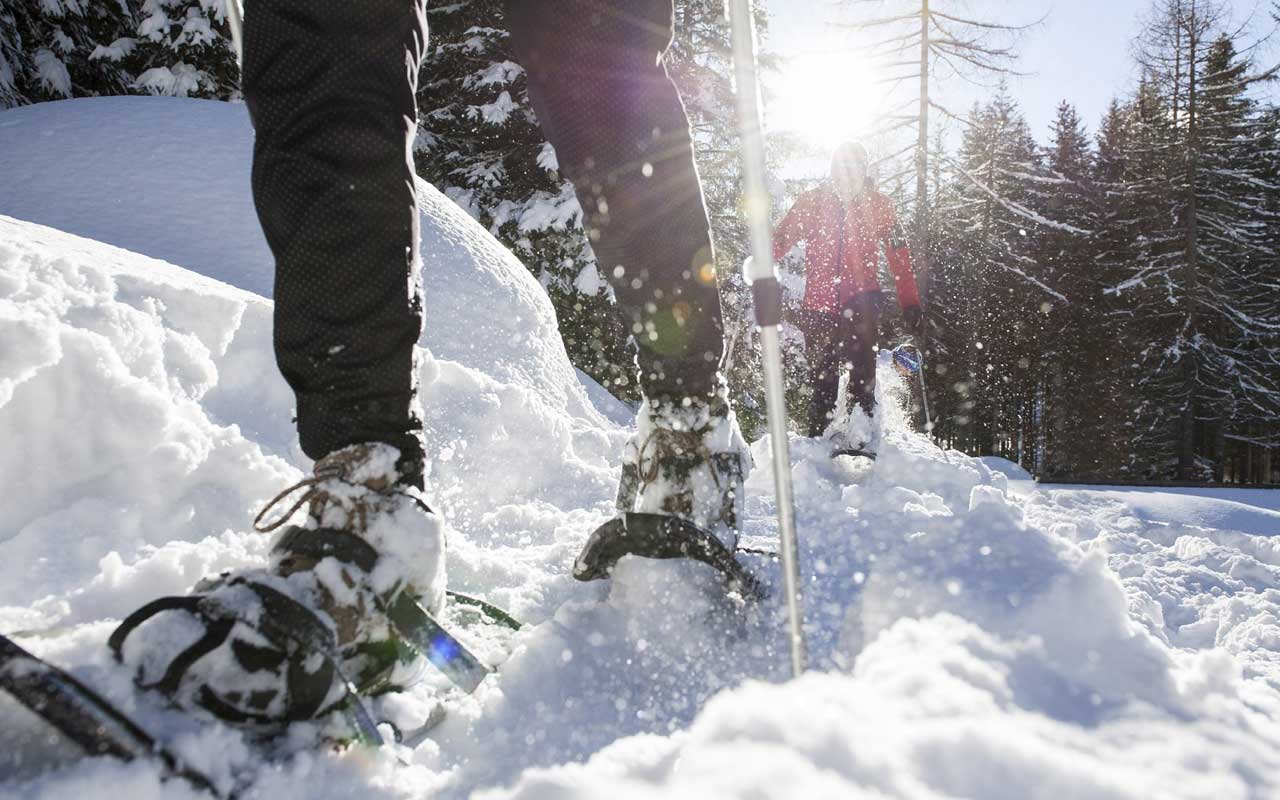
[108,596,203,662]
[195,685,279,726]
[286,651,337,720]
[271,526,379,573]
[234,580,337,656]
[106,577,386,742]
[447,591,523,631]
[143,617,236,697]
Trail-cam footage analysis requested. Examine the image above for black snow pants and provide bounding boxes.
[797,292,882,437]
[242,0,724,487]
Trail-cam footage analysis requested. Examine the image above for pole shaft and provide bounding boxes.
[759,327,805,676]
[728,0,806,677]
[225,0,244,64]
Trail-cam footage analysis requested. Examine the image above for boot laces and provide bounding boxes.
[636,425,719,491]
[254,446,394,534]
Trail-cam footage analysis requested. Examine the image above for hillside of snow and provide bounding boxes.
[2,98,1280,799]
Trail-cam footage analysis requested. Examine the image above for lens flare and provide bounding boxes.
[768,50,884,149]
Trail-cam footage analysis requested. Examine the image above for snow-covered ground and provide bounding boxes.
[2,98,1279,799]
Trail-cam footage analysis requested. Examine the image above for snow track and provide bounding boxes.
[2,98,1279,799]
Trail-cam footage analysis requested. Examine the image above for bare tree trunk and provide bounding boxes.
[1263,437,1274,484]
[916,0,930,287]
[1178,2,1201,479]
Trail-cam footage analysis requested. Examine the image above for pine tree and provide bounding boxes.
[931,91,1064,462]
[1100,77,1185,476]
[1194,36,1280,472]
[1035,102,1110,478]
[128,0,238,98]
[414,0,633,399]
[1122,1,1280,478]
[0,0,136,108]
[1087,98,1149,477]
[0,0,239,109]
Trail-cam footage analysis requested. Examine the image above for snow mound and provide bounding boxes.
[0,217,295,628]
[0,97,606,423]
[0,97,274,297]
[979,455,1034,480]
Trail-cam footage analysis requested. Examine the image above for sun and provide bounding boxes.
[767,50,886,149]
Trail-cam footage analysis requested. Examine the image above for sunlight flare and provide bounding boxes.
[769,50,885,148]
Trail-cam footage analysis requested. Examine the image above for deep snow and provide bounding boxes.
[1,98,1279,799]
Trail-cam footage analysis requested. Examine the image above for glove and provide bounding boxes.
[903,305,925,338]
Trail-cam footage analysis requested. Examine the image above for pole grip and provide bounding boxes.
[751,277,784,328]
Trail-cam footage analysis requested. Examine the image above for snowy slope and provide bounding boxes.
[0,97,274,298]
[2,98,1280,799]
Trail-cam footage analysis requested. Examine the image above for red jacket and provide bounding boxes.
[773,183,920,313]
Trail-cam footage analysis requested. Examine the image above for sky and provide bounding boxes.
[764,0,1276,173]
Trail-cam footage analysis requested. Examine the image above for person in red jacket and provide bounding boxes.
[773,141,924,443]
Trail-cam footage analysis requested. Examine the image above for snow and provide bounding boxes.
[89,38,138,63]
[0,98,273,297]
[134,64,211,98]
[2,97,1280,799]
[33,49,71,98]
[978,455,1034,480]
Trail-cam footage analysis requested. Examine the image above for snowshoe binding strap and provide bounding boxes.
[271,525,379,573]
[108,579,382,743]
[574,512,765,600]
[447,591,523,631]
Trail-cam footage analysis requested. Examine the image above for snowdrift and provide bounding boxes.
[2,97,1279,799]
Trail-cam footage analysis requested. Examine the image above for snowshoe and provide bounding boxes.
[109,443,489,735]
[831,447,877,461]
[825,403,878,461]
[575,386,760,598]
[575,512,764,600]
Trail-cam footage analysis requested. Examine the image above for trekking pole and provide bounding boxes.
[225,0,244,64]
[728,0,806,678]
[913,335,934,436]
[911,332,948,462]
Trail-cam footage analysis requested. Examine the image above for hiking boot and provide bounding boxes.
[110,443,446,726]
[826,405,877,456]
[612,384,751,551]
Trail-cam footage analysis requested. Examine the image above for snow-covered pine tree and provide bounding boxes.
[1121,0,1280,478]
[0,0,136,108]
[128,0,237,99]
[1034,101,1116,479]
[930,92,1065,462]
[413,0,634,399]
[1245,106,1280,480]
[1087,98,1150,477]
[1193,35,1280,475]
[1100,77,1185,477]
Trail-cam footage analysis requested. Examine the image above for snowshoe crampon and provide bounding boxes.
[574,512,765,601]
[831,448,877,461]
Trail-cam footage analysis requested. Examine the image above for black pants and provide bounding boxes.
[797,293,881,437]
[242,0,723,485]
